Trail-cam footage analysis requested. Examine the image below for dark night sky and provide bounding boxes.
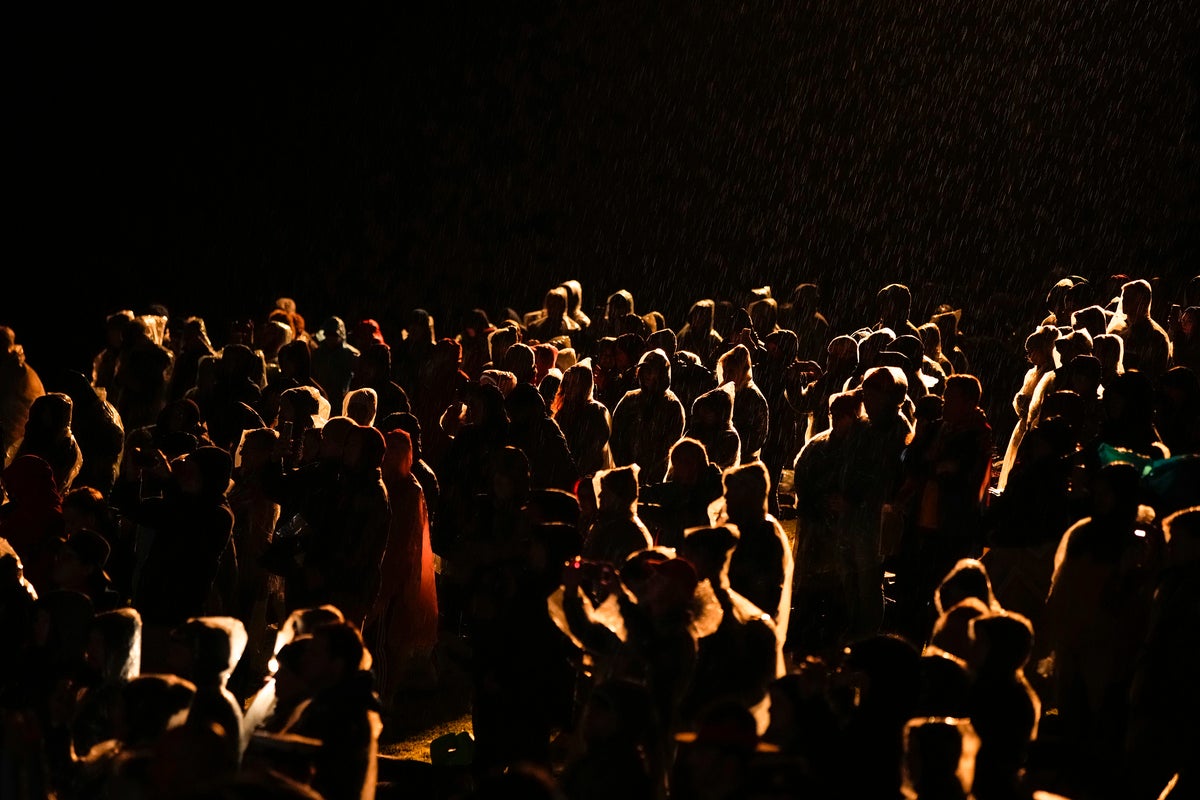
[10,2,1200,374]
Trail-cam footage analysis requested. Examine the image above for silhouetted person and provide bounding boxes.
[16,392,83,494]
[111,315,173,434]
[791,390,867,651]
[965,611,1040,800]
[1106,278,1172,379]
[551,363,614,480]
[0,453,65,592]
[71,606,142,757]
[1155,366,1200,457]
[310,317,360,423]
[49,527,124,611]
[457,308,497,381]
[610,349,686,485]
[715,344,769,466]
[170,615,248,767]
[670,700,775,800]
[677,299,723,368]
[227,426,282,686]
[128,446,234,668]
[1096,369,1171,464]
[313,423,391,629]
[1026,328,1092,434]
[582,465,653,566]
[899,716,980,800]
[876,283,923,340]
[784,282,830,362]
[789,333,859,443]
[379,411,440,527]
[280,621,383,800]
[1124,505,1200,800]
[52,370,124,498]
[677,524,779,730]
[363,428,438,711]
[686,384,740,470]
[506,382,577,491]
[528,286,582,344]
[348,342,410,423]
[721,461,792,672]
[843,366,913,638]
[839,634,922,798]
[1043,461,1164,799]
[639,437,724,550]
[1,324,46,471]
[260,340,328,429]
[560,678,656,800]
[896,374,993,636]
[167,316,216,403]
[90,311,133,405]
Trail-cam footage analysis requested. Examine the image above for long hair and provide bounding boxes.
[551,363,594,416]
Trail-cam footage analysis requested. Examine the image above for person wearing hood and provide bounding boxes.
[126,445,234,668]
[610,349,686,485]
[280,620,383,800]
[71,607,143,757]
[598,290,637,342]
[685,385,740,470]
[110,314,174,435]
[167,316,217,403]
[0,453,65,592]
[1,325,46,473]
[52,370,125,498]
[559,279,594,353]
[457,308,497,381]
[506,382,577,492]
[349,318,387,354]
[1026,327,1093,434]
[719,462,792,672]
[677,299,724,368]
[527,286,582,345]
[964,610,1041,800]
[716,345,769,466]
[227,426,283,688]
[312,423,391,629]
[416,337,470,474]
[364,428,438,710]
[170,615,249,767]
[15,392,83,494]
[676,524,779,732]
[310,316,360,421]
[395,307,438,401]
[582,465,654,567]
[260,339,329,430]
[348,342,411,423]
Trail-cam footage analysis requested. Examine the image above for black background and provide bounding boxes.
[10,2,1200,375]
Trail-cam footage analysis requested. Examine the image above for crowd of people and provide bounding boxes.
[1,272,1197,800]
